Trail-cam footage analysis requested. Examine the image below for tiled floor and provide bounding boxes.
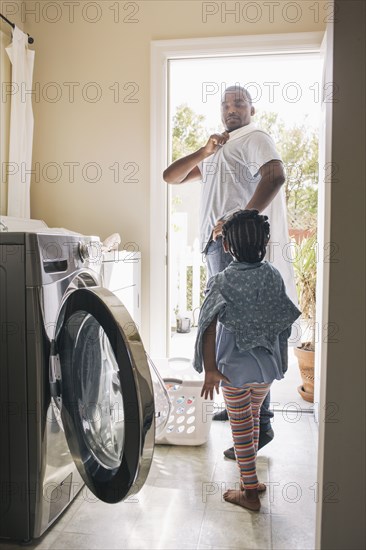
[1,337,318,550]
[1,409,318,550]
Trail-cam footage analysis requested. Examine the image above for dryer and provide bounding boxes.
[0,231,165,542]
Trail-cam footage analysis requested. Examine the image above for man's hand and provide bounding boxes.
[163,131,230,184]
[212,219,225,241]
[203,131,230,156]
[201,370,230,400]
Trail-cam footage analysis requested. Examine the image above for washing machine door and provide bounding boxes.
[52,286,154,503]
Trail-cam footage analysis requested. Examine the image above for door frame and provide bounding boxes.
[150,31,325,359]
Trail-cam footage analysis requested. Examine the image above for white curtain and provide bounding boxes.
[6,26,35,218]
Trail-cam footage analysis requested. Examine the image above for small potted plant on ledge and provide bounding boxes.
[292,232,317,403]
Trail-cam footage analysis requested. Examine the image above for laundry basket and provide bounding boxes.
[153,357,215,446]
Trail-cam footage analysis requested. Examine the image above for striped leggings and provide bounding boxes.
[222,383,271,490]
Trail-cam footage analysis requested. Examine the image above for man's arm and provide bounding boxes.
[211,159,285,241]
[163,132,229,184]
[245,159,285,211]
[163,150,204,184]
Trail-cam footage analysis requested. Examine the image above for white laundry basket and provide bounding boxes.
[153,358,215,446]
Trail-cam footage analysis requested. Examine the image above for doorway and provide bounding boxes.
[167,53,323,388]
[150,31,328,549]
[150,32,325,361]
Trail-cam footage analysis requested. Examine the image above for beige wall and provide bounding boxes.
[15,0,327,341]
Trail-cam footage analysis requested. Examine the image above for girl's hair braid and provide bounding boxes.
[222,209,270,263]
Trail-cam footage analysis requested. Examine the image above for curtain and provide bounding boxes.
[6,26,35,218]
[0,29,11,214]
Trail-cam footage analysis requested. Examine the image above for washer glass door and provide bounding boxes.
[54,286,154,503]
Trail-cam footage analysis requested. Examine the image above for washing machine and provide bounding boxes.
[0,230,167,543]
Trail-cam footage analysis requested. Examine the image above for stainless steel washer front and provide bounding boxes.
[0,232,157,543]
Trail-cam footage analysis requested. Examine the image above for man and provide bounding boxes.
[163,85,297,458]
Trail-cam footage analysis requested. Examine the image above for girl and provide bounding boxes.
[194,209,301,511]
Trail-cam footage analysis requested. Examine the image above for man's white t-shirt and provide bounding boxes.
[198,122,299,310]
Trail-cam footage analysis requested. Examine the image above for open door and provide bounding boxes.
[51,286,155,503]
[314,24,334,550]
[314,27,333,422]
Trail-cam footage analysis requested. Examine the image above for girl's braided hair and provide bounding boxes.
[222,209,270,263]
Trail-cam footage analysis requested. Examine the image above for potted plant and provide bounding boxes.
[292,232,317,402]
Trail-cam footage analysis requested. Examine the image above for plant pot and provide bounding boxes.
[294,344,315,403]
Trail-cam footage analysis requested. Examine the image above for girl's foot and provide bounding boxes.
[223,489,261,511]
[240,482,266,493]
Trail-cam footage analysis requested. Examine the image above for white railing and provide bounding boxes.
[170,213,205,326]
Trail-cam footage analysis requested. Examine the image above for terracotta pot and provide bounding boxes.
[294,345,315,403]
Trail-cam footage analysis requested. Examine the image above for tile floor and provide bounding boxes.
[1,340,318,550]
[1,410,318,550]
